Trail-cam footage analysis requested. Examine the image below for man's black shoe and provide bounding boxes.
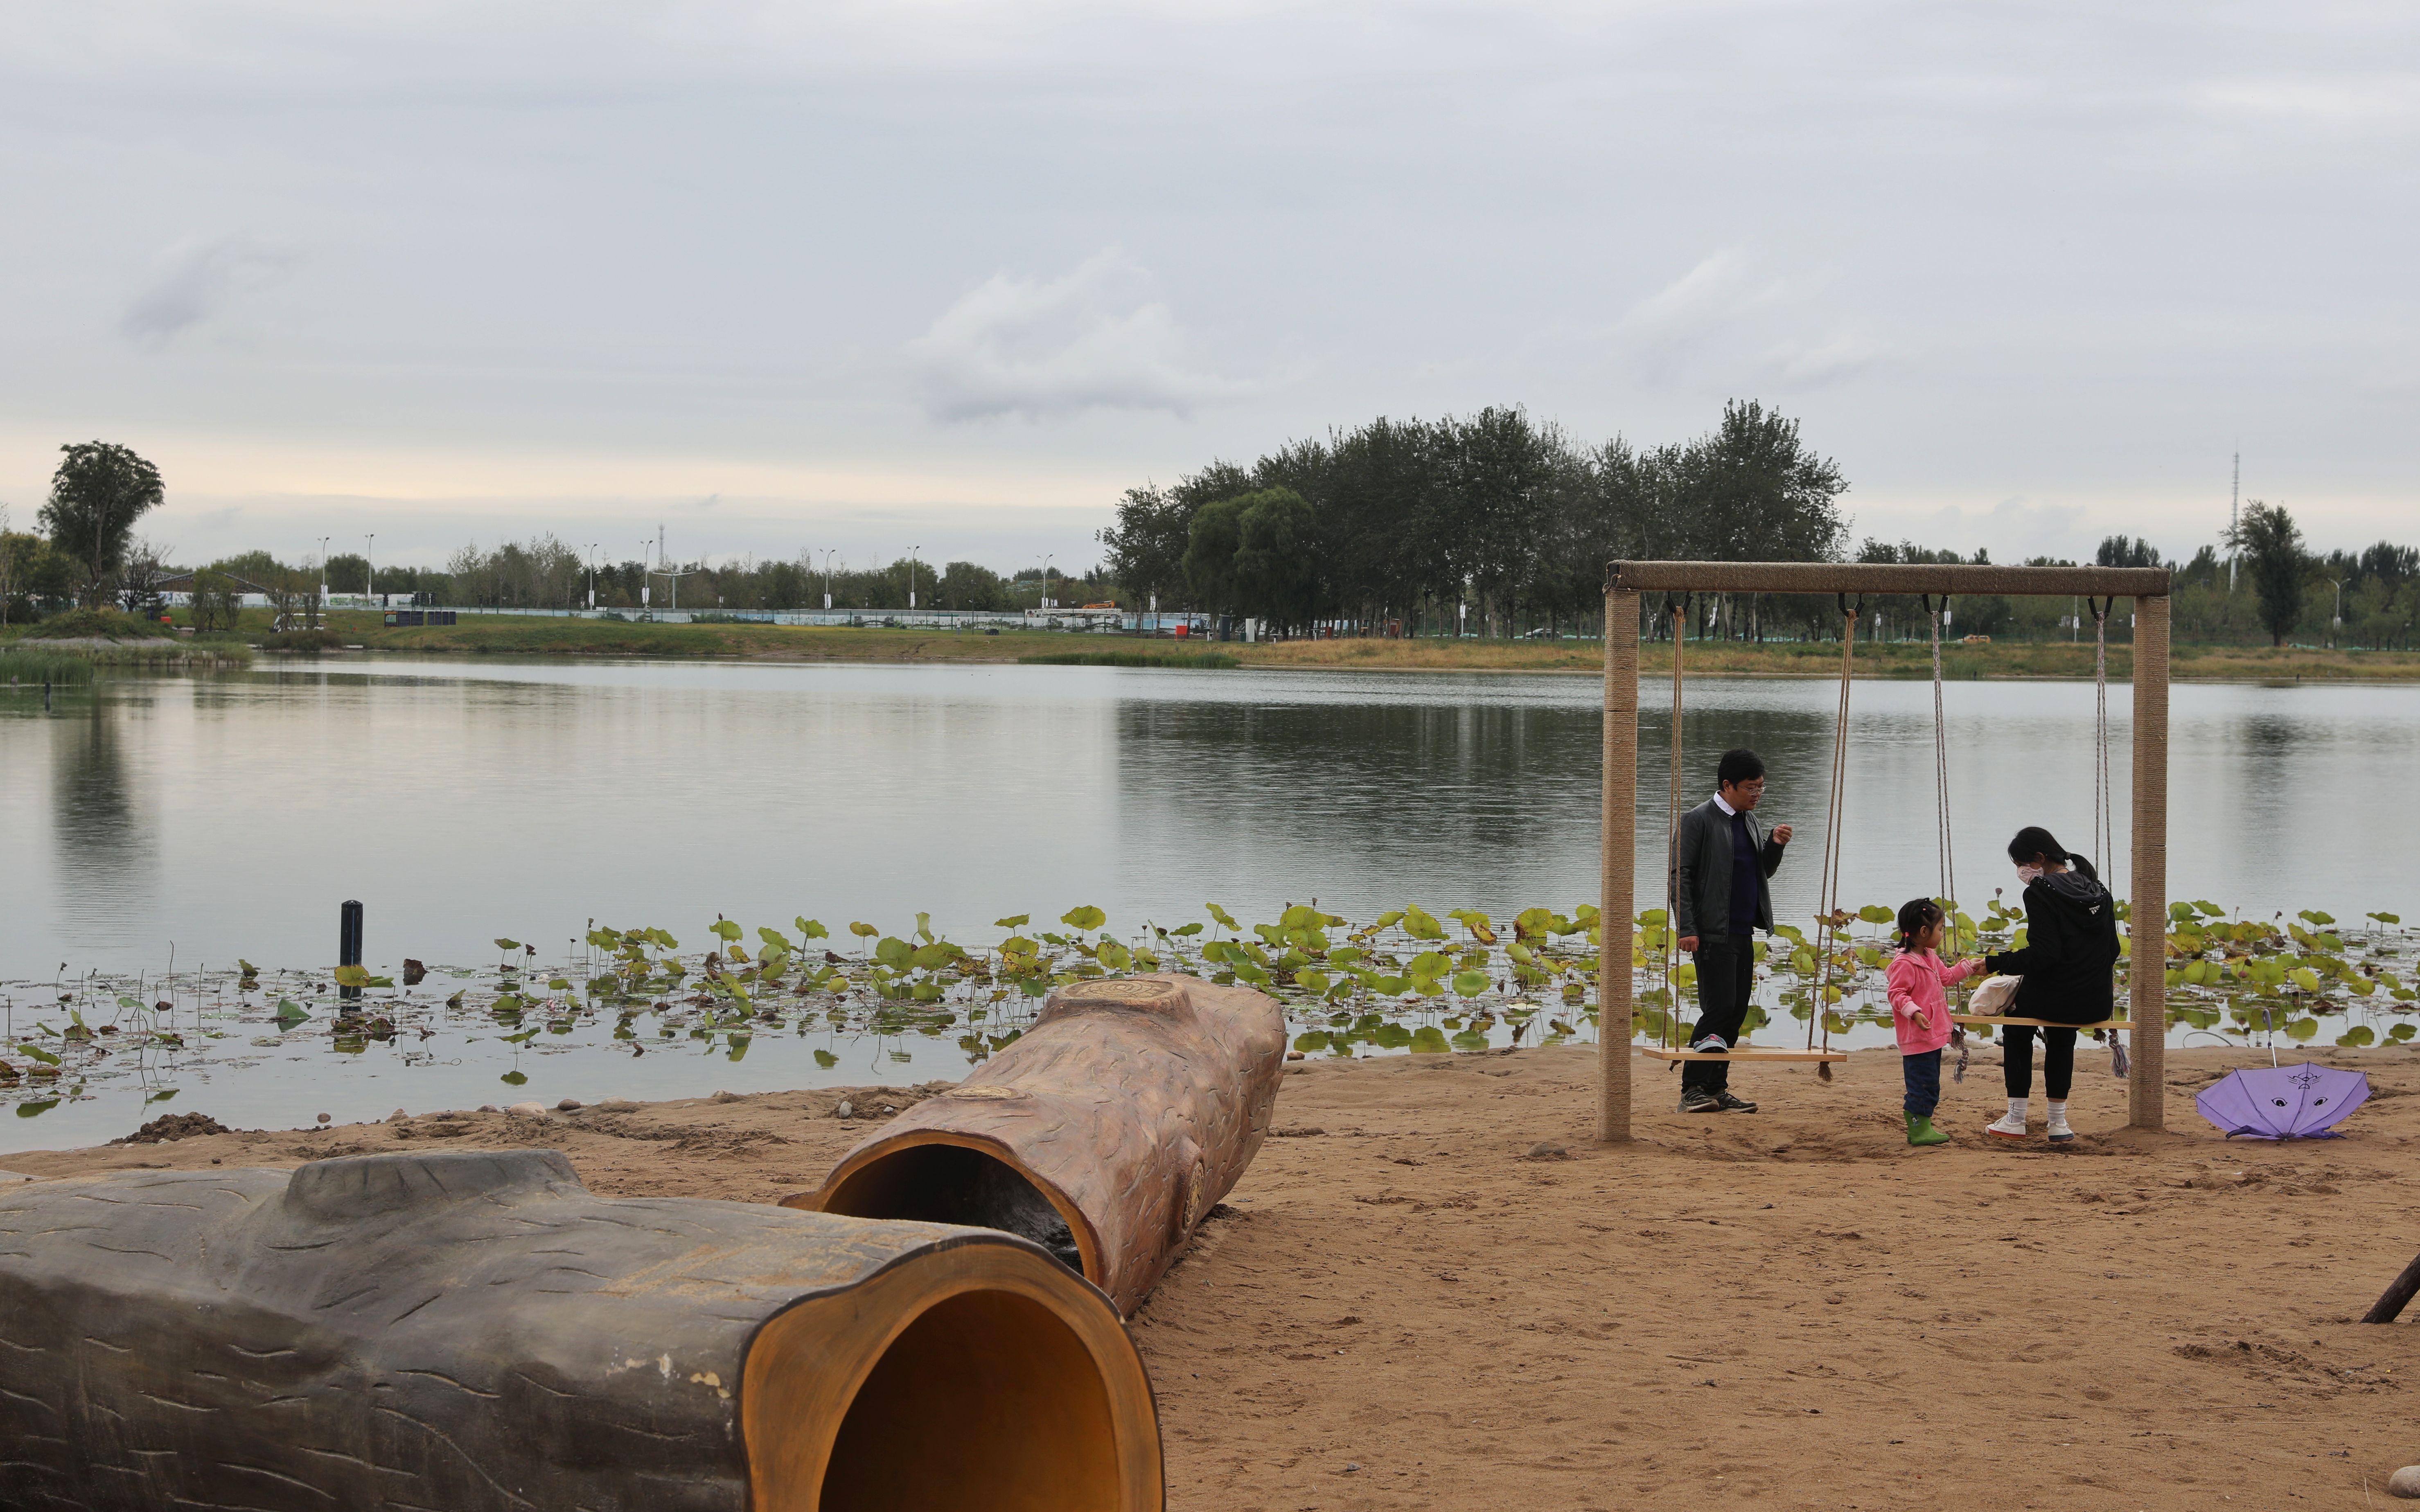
[1714,1091,1758,1113]
[1678,1088,1721,1113]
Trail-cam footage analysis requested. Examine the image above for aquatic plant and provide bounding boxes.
[2,895,2409,1119]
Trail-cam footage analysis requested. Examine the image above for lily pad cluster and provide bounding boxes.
[0,899,2411,1119]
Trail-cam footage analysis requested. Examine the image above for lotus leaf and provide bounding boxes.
[1451,969,1490,997]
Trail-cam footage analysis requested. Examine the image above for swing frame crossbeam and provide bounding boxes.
[1597,560,2172,1140]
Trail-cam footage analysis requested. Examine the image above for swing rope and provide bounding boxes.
[1924,595,1956,908]
[2088,597,2131,1077]
[1926,593,1972,1082]
[1663,595,1688,1052]
[1807,595,1861,1078]
[2090,597,2116,888]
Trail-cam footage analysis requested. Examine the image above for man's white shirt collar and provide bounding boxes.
[1712,791,1737,816]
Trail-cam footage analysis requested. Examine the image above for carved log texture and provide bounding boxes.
[789,974,1287,1315]
[0,1149,1161,1512]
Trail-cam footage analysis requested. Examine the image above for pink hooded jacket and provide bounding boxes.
[1887,950,1976,1055]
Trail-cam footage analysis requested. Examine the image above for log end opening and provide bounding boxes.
[816,1138,1089,1278]
[746,1238,1161,1512]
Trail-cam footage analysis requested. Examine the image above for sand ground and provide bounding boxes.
[11,1043,2420,1510]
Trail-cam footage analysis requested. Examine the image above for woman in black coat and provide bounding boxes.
[1979,825,2120,1145]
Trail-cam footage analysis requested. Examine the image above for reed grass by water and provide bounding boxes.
[1017,650,1238,669]
[0,649,97,685]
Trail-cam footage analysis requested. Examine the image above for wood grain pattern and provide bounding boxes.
[791,974,1287,1315]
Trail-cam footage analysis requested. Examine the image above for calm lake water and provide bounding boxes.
[2,658,2414,1150]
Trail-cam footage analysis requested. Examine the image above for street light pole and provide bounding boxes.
[365,534,375,601]
[2330,577,2344,649]
[820,549,835,611]
[909,546,920,611]
[317,536,331,602]
[1043,554,1055,612]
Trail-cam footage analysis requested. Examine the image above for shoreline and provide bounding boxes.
[10,1042,2420,1508]
[15,614,2415,682]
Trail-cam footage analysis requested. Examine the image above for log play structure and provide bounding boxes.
[1596,559,2174,1137]
[0,974,1287,1509]
[789,973,1289,1316]
[0,1149,1163,1511]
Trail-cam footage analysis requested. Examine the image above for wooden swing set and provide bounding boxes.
[1596,561,2173,1140]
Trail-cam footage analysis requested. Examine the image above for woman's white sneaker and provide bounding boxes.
[2045,1111,2076,1142]
[1985,1111,2030,1140]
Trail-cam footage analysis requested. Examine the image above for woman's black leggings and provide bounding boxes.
[2002,1024,2077,1100]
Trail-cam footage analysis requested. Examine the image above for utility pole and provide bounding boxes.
[640,538,653,614]
[909,545,920,610]
[649,525,694,612]
[1043,554,1055,611]
[2229,452,2240,593]
[820,549,835,611]
[365,534,375,601]
[317,536,331,602]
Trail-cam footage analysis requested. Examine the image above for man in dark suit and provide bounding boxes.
[1672,747,1792,1113]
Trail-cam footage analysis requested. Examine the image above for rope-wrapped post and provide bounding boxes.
[1600,586,1639,1142]
[2129,593,2171,1129]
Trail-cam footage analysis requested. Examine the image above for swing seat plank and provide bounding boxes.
[1641,1046,1849,1063]
[1951,1015,2122,1031]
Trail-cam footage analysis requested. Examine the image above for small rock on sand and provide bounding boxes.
[315,1113,331,1124]
[556,1098,582,1111]
[835,1101,855,1119]
[2389,1465,2420,1499]
[505,1102,548,1118]
[1526,1141,1570,1160]
[387,1109,409,1123]
[711,1090,742,1104]
[596,1099,641,1113]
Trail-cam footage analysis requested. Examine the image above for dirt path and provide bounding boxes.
[12,1044,2420,1509]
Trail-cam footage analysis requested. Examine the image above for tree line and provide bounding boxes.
[1100,400,1849,638]
[6,433,2413,649]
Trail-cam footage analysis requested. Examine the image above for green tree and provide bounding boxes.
[1230,488,1320,633]
[1099,461,1252,609]
[40,442,164,602]
[1182,496,1247,614]
[2225,500,2307,647]
[2095,535,2162,569]
[931,560,1009,611]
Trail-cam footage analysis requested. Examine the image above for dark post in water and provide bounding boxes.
[339,899,363,1000]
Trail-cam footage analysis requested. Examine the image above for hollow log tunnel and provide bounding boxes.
[792,973,1288,1315]
[0,1149,1162,1512]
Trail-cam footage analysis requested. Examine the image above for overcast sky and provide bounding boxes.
[2,1,2413,574]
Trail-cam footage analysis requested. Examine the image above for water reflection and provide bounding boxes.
[49,696,157,955]
[0,661,2412,986]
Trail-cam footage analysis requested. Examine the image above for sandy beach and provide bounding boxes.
[11,1042,2418,1510]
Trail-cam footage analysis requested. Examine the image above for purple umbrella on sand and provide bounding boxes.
[2195,1062,2370,1140]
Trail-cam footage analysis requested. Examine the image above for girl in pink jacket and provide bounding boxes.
[1888,898,1982,1147]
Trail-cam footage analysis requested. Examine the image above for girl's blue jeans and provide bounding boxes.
[1902,1049,1942,1117]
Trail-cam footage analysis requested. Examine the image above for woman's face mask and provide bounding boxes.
[2015,863,2046,886]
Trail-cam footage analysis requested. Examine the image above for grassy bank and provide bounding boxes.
[340,613,2420,681]
[14,608,2417,680]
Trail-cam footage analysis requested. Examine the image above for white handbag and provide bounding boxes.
[1968,974,2022,1014]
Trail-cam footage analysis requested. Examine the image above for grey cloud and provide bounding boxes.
[909,250,1247,423]
[122,237,291,346]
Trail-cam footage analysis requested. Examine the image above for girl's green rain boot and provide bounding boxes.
[1906,1112,1951,1147]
